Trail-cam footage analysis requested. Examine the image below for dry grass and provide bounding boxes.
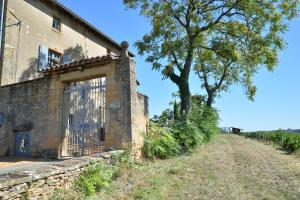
[92,134,300,200]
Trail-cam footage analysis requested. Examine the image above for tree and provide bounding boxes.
[193,1,299,107]
[173,100,180,121]
[152,108,174,126]
[123,0,299,112]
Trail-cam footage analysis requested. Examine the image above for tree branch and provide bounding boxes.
[193,0,242,38]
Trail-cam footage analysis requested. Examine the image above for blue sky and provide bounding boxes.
[60,0,300,131]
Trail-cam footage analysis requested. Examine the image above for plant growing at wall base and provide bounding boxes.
[74,163,116,197]
[111,149,135,177]
[142,122,181,160]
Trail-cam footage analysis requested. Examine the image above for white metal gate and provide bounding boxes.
[62,77,106,157]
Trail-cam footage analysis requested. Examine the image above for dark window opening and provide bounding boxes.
[98,127,105,142]
[48,49,62,66]
[53,16,61,31]
[68,114,73,125]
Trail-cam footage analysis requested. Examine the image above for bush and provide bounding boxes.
[241,131,300,153]
[54,152,136,199]
[142,96,220,160]
[74,163,116,196]
[188,102,219,143]
[171,120,204,151]
[142,122,181,160]
[111,149,135,176]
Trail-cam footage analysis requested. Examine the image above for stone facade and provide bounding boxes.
[0,151,123,200]
[0,0,148,158]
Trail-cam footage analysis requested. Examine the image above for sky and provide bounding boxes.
[59,0,300,131]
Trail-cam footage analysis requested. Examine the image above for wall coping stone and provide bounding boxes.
[0,150,123,189]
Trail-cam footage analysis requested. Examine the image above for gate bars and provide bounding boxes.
[62,77,106,157]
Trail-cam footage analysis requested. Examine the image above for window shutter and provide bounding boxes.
[38,45,48,71]
[63,53,71,64]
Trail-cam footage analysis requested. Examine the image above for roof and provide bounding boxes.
[42,55,142,86]
[43,0,134,57]
[231,127,243,130]
[41,55,114,74]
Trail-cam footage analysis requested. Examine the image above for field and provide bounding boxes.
[93,134,300,200]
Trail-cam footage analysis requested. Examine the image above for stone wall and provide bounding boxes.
[132,92,149,157]
[0,77,61,157]
[0,47,148,158]
[0,151,123,200]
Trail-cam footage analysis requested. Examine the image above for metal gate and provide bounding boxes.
[62,77,106,157]
[15,131,30,157]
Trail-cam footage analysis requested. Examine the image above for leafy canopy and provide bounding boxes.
[124,0,299,106]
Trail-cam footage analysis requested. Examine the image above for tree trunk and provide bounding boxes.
[179,81,191,117]
[206,92,214,108]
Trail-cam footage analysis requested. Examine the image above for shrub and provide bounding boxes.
[171,120,204,151]
[74,163,116,196]
[142,122,181,160]
[111,149,135,176]
[188,104,219,143]
[143,96,220,159]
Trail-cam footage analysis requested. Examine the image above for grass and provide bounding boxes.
[92,134,300,200]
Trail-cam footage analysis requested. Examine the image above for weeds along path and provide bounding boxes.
[94,134,300,200]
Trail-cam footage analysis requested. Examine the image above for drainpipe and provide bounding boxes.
[0,0,5,55]
[0,0,6,86]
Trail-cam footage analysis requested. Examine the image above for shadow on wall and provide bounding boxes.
[19,45,86,82]
[19,58,39,82]
[63,45,87,63]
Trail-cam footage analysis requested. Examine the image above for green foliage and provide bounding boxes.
[152,108,174,127]
[142,122,182,159]
[111,150,135,177]
[111,149,133,167]
[188,98,220,142]
[145,95,220,159]
[123,0,299,109]
[74,163,116,197]
[171,120,204,151]
[241,131,300,153]
[49,152,137,199]
[173,100,180,121]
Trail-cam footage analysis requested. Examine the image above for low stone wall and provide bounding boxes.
[0,151,123,200]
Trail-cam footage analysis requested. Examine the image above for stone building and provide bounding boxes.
[0,0,148,158]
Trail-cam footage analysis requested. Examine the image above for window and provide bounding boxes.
[98,127,105,142]
[68,114,74,125]
[52,16,61,31]
[48,49,62,66]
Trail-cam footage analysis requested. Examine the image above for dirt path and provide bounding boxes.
[95,134,300,200]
